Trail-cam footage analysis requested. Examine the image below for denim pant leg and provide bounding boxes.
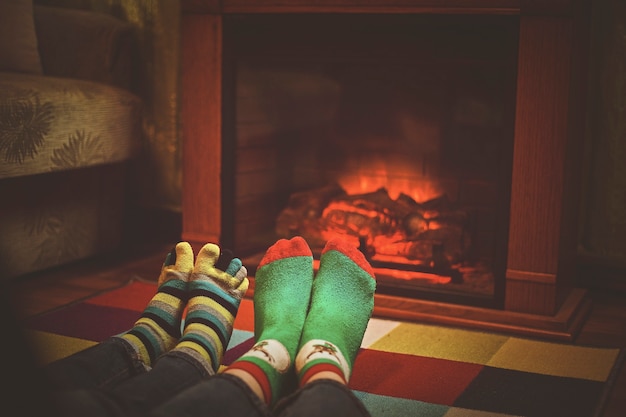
[274,380,372,417]
[106,350,210,414]
[50,349,211,417]
[44,337,147,391]
[149,374,272,417]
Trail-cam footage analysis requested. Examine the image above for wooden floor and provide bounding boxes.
[6,242,626,417]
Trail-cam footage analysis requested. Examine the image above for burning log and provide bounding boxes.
[275,183,347,247]
[275,185,471,277]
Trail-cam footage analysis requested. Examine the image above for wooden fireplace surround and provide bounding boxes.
[180,0,591,340]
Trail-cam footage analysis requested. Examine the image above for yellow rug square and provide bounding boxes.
[444,407,522,416]
[486,337,621,381]
[369,322,509,364]
[361,317,401,348]
[25,330,97,365]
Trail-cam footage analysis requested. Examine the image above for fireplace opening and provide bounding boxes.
[221,13,519,307]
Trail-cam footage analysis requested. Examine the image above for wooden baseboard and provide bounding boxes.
[244,277,591,341]
[372,287,591,341]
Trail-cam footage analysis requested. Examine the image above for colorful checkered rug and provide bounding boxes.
[24,280,624,417]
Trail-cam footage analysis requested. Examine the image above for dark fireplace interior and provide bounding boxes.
[220,13,520,307]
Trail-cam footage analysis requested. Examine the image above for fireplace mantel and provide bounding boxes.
[180,0,591,340]
[181,0,571,15]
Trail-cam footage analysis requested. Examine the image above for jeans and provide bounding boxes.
[45,337,371,417]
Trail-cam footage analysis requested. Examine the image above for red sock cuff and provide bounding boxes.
[299,362,347,387]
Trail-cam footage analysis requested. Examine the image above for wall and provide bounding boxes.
[32,1,626,278]
[580,0,626,270]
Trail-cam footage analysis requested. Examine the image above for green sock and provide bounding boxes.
[119,242,194,367]
[171,243,249,374]
[227,236,313,406]
[295,236,376,386]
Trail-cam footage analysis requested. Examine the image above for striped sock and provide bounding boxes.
[119,242,194,368]
[226,236,314,406]
[295,236,376,386]
[171,243,249,374]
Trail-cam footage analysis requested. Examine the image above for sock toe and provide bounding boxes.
[322,236,375,279]
[225,257,243,276]
[258,236,312,268]
[158,242,194,287]
[174,241,194,271]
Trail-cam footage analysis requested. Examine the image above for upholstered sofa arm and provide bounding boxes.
[34,5,136,91]
[0,73,142,180]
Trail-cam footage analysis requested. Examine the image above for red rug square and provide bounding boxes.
[350,348,484,405]
[26,303,139,342]
[87,281,156,312]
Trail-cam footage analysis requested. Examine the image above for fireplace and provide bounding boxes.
[181,0,591,340]
[219,13,518,308]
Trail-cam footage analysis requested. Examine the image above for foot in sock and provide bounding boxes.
[171,243,249,375]
[119,241,194,368]
[295,236,376,386]
[225,236,314,406]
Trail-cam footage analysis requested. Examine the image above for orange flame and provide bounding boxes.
[337,173,442,203]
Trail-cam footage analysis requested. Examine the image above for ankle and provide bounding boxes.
[223,368,267,402]
[304,371,347,386]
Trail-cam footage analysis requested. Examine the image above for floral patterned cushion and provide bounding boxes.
[0,164,127,279]
[0,72,141,179]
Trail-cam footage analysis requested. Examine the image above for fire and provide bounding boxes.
[337,173,443,203]
[275,168,468,285]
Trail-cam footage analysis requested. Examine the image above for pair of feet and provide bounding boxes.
[225,236,376,406]
[120,241,249,373]
[119,236,376,408]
